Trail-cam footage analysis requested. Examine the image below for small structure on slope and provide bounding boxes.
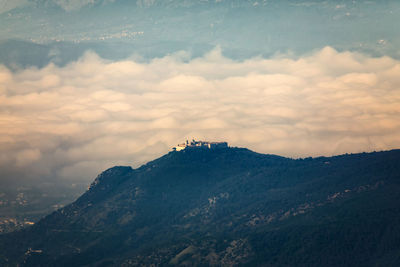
[173,139,228,151]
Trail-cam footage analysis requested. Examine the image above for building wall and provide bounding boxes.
[173,141,228,151]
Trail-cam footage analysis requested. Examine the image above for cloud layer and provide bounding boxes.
[1,47,400,183]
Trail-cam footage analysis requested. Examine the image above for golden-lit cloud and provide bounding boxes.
[1,47,400,183]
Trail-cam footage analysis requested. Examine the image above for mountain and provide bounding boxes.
[1,147,400,266]
[2,1,399,69]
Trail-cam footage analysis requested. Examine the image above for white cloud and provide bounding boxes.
[1,47,400,183]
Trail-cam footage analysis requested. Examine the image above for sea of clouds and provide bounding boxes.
[1,47,400,183]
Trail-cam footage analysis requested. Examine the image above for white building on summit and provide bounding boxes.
[173,139,228,151]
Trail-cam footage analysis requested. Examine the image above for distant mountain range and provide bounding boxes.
[2,0,272,12]
[1,147,399,266]
[2,0,399,69]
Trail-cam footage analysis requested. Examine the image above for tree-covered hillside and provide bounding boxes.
[1,147,400,266]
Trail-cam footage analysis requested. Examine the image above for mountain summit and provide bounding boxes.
[1,147,400,266]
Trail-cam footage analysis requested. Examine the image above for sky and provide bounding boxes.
[1,0,400,186]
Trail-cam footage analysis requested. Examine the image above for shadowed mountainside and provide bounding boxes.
[1,147,400,266]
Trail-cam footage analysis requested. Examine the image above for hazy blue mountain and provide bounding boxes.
[1,0,399,68]
[0,147,399,266]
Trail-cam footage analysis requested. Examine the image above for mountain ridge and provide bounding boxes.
[1,147,400,266]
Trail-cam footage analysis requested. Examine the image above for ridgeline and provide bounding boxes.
[1,147,400,266]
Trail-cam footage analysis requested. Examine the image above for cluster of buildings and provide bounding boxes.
[173,139,228,151]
